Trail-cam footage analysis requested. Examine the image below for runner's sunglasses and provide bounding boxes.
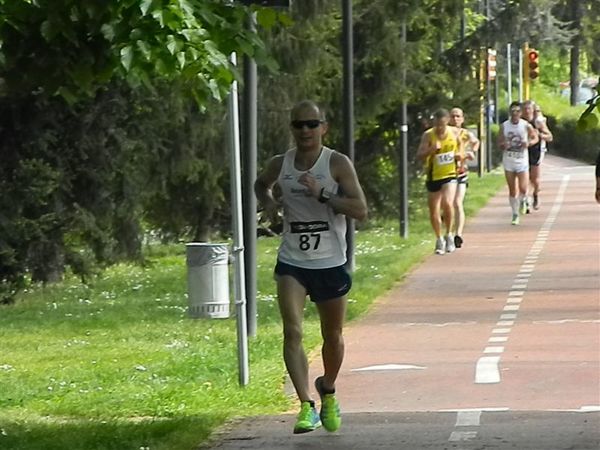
[291,119,323,129]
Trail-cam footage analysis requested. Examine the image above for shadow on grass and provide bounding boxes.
[0,413,226,450]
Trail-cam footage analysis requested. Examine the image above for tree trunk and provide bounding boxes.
[28,240,65,283]
[114,216,143,262]
[569,0,583,106]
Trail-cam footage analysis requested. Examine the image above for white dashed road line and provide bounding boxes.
[474,175,570,385]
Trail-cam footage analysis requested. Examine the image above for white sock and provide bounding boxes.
[509,197,519,215]
[519,194,527,205]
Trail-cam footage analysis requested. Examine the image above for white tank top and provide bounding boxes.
[502,119,529,153]
[277,146,347,269]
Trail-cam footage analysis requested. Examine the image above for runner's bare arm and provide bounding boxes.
[468,131,480,154]
[416,132,434,160]
[453,127,464,163]
[255,155,284,216]
[498,124,507,150]
[538,121,553,143]
[526,123,539,146]
[328,152,368,221]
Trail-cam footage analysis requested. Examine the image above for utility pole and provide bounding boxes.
[342,0,355,271]
[227,53,249,387]
[507,43,512,107]
[478,48,485,177]
[399,21,408,238]
[242,13,257,338]
[485,0,492,172]
[523,42,530,100]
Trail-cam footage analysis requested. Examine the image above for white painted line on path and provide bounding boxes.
[351,363,426,372]
[492,328,511,333]
[503,305,520,311]
[483,346,504,354]
[455,410,482,426]
[474,174,570,386]
[475,356,501,383]
[449,430,478,442]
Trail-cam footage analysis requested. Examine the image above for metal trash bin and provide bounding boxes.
[186,243,230,319]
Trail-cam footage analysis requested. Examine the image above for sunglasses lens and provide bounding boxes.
[291,120,321,129]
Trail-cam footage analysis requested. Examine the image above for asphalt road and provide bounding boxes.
[207,154,600,450]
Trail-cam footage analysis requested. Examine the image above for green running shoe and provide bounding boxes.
[293,401,321,434]
[315,376,341,432]
[519,199,528,215]
[511,213,520,225]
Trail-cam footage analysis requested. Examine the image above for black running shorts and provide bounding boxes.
[274,260,352,303]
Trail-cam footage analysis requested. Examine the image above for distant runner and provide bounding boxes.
[449,107,480,248]
[522,100,553,211]
[417,108,463,254]
[498,102,539,225]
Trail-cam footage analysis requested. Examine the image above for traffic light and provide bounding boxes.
[487,48,497,81]
[527,48,540,80]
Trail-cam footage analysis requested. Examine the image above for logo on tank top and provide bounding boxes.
[290,187,312,196]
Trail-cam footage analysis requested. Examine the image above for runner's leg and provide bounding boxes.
[428,191,443,238]
[454,182,467,237]
[277,275,311,402]
[441,181,457,236]
[505,171,519,215]
[316,297,348,391]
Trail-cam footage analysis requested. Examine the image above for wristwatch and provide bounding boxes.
[318,187,331,203]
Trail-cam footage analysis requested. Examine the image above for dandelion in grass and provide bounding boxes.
[165,340,188,349]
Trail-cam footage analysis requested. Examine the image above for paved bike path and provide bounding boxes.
[208,154,600,449]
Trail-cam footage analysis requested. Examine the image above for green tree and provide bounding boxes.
[0,0,280,301]
[0,0,273,102]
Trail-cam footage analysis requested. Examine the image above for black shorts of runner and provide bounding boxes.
[426,177,457,193]
[457,174,469,187]
[528,147,542,166]
[274,260,352,303]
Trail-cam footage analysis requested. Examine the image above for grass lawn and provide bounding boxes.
[0,171,505,450]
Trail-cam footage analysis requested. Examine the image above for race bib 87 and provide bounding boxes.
[289,221,334,259]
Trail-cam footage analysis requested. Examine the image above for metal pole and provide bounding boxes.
[494,68,499,124]
[478,48,485,178]
[518,47,523,102]
[228,53,249,386]
[523,43,530,101]
[507,43,512,107]
[399,21,408,238]
[485,1,492,172]
[486,49,492,172]
[342,0,355,271]
[242,14,257,338]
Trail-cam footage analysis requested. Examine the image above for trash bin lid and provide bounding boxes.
[186,243,229,266]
